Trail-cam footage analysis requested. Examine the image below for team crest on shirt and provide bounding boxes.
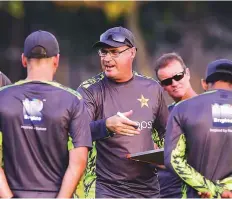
[23,98,44,124]
[212,103,232,127]
[137,94,149,108]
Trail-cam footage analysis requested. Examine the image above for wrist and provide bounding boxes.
[105,117,115,137]
[106,128,115,137]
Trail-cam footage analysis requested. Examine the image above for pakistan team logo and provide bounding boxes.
[137,94,149,108]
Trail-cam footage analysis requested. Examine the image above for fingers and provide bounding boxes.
[121,123,140,132]
[198,192,206,198]
[154,143,159,149]
[117,128,140,136]
[114,123,140,136]
[120,118,139,128]
[122,110,133,118]
[117,110,139,129]
[221,190,232,198]
[198,192,211,198]
[106,111,141,136]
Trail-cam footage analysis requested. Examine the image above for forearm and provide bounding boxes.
[0,168,13,198]
[168,134,224,197]
[57,147,88,198]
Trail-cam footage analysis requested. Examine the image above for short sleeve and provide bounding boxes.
[69,96,92,150]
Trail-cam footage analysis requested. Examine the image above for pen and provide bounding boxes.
[117,112,139,129]
[117,112,130,121]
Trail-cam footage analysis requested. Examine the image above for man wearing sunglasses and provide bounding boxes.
[155,52,197,112]
[164,59,232,198]
[154,52,197,198]
[77,26,169,198]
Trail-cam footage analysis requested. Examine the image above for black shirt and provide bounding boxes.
[0,80,92,193]
[165,89,232,198]
[78,72,168,197]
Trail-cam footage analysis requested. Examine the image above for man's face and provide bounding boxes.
[157,60,191,99]
[99,46,134,82]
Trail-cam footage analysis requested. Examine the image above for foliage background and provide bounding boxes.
[2,1,232,103]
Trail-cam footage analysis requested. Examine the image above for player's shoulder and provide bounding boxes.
[0,81,25,101]
[174,90,217,111]
[45,81,83,100]
[133,72,164,95]
[0,80,83,100]
[0,84,16,93]
[168,102,176,112]
[79,72,105,89]
[134,71,159,83]
[133,71,161,88]
[0,71,11,87]
[0,79,25,93]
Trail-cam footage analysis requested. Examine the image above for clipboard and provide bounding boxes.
[127,148,164,165]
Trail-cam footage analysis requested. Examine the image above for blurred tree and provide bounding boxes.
[53,1,153,76]
[0,1,24,19]
[0,1,25,82]
[126,1,152,75]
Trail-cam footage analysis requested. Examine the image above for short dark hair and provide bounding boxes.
[27,46,48,59]
[206,73,232,84]
[154,52,186,79]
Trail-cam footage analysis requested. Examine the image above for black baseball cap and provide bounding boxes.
[24,30,59,58]
[205,59,232,82]
[93,26,136,49]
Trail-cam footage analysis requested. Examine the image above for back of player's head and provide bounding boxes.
[205,59,232,84]
[154,52,187,78]
[24,30,59,59]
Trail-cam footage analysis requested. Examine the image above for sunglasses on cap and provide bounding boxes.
[160,70,185,86]
[100,33,134,47]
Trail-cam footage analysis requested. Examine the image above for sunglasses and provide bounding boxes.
[100,33,133,47]
[160,70,185,86]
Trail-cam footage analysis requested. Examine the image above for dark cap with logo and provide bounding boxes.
[93,26,136,48]
[205,59,232,82]
[24,30,59,58]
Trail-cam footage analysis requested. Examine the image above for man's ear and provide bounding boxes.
[52,54,60,74]
[21,53,27,68]
[53,54,60,68]
[185,67,190,75]
[131,47,136,59]
[185,68,191,79]
[201,79,208,91]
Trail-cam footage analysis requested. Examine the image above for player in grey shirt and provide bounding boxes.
[154,52,197,198]
[165,59,232,198]
[0,30,92,198]
[78,26,169,198]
